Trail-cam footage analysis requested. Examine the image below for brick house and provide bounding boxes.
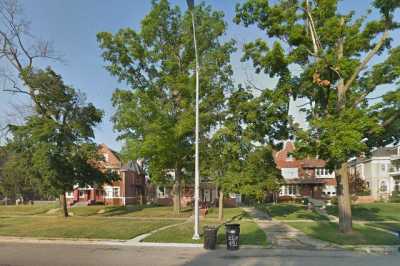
[274,140,337,199]
[66,144,146,206]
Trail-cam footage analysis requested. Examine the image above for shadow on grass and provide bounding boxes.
[101,205,193,217]
[101,205,146,217]
[257,204,328,221]
[290,221,400,245]
[327,205,381,221]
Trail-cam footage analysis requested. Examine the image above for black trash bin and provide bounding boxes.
[204,226,218,250]
[225,223,240,250]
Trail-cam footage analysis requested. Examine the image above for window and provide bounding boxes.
[105,187,113,198]
[113,187,120,197]
[79,190,85,198]
[381,164,386,172]
[66,192,73,198]
[282,185,297,196]
[380,181,388,192]
[104,153,109,162]
[395,180,400,192]
[288,185,297,195]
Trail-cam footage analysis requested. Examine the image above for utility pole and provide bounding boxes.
[186,0,200,240]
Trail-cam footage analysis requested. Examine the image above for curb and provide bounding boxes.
[343,245,400,255]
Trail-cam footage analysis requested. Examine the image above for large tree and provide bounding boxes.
[97,0,235,213]
[205,86,282,220]
[235,0,400,233]
[6,68,118,217]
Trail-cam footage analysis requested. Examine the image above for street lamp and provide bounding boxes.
[186,0,200,240]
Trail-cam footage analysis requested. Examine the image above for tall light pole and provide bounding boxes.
[187,0,200,240]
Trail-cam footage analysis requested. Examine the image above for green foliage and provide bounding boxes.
[97,0,235,184]
[5,68,119,197]
[390,191,400,203]
[204,86,281,199]
[235,0,400,170]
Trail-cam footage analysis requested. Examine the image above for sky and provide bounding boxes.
[0,0,398,151]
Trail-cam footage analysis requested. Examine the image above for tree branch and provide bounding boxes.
[342,29,389,93]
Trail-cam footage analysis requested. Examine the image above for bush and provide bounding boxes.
[294,197,306,204]
[390,191,400,203]
[278,196,295,203]
[330,196,338,205]
[357,190,371,196]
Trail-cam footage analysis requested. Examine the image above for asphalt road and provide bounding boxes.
[0,242,399,266]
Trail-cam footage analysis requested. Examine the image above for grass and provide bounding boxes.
[0,204,58,216]
[0,216,177,240]
[143,220,267,246]
[367,222,400,232]
[100,205,193,218]
[326,203,400,221]
[257,203,328,221]
[287,221,400,245]
[205,207,250,221]
[0,204,194,218]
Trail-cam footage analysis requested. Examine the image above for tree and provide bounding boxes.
[7,68,119,217]
[0,0,60,96]
[205,86,282,220]
[97,0,235,213]
[1,0,61,143]
[235,0,400,233]
[0,146,52,202]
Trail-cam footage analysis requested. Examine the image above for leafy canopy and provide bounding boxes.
[97,0,235,182]
[6,68,118,195]
[235,0,400,169]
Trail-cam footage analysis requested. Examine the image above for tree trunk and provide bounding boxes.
[218,189,224,222]
[336,163,352,233]
[60,192,69,218]
[173,167,181,214]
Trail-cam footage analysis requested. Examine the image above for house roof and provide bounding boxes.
[371,147,396,157]
[274,140,328,170]
[301,159,326,168]
[121,160,145,175]
[350,146,400,165]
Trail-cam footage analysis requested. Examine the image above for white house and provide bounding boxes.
[348,146,400,200]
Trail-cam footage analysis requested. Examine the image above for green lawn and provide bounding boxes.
[10,205,193,218]
[327,203,400,221]
[143,220,267,246]
[100,205,193,218]
[0,204,58,216]
[205,207,250,221]
[367,222,400,232]
[0,216,177,240]
[257,204,328,221]
[287,221,400,245]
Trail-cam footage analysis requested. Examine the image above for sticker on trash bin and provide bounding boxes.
[227,234,239,248]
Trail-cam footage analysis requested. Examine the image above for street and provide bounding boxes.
[0,242,399,266]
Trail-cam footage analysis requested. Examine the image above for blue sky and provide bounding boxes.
[0,0,398,151]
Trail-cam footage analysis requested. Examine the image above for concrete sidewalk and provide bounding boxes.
[242,207,341,250]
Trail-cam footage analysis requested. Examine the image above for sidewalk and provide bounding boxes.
[243,207,342,250]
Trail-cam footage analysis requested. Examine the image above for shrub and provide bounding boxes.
[330,196,338,205]
[278,196,294,203]
[390,191,400,203]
